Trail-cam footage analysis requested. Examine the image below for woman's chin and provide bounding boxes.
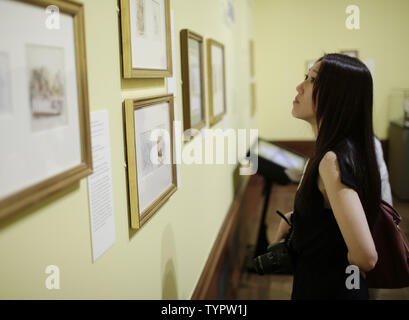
[291,108,310,121]
[292,112,309,122]
[291,108,300,119]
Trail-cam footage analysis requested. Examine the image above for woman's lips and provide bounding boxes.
[293,98,299,104]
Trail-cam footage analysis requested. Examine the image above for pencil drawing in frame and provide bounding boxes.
[207,38,226,126]
[120,0,173,78]
[124,94,177,230]
[27,44,68,132]
[0,0,92,219]
[180,29,206,138]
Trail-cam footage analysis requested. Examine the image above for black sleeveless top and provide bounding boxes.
[289,139,369,300]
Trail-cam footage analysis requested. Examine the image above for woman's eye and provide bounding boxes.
[304,74,315,83]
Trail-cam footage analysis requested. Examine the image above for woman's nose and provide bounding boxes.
[296,83,303,94]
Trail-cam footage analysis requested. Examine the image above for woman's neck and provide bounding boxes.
[310,121,319,140]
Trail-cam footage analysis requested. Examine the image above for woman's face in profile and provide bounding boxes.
[292,61,321,124]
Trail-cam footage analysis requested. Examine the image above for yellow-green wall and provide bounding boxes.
[0,0,255,299]
[3,0,408,300]
[253,0,409,140]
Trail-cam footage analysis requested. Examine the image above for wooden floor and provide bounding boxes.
[232,183,409,300]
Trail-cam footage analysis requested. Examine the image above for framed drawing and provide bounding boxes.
[180,29,206,137]
[120,0,173,78]
[207,39,226,126]
[124,94,177,230]
[0,0,92,218]
[340,50,359,58]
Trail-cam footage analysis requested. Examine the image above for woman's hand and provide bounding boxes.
[273,211,293,243]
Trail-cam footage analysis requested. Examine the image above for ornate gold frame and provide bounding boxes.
[180,29,206,136]
[207,38,226,126]
[124,94,177,230]
[0,0,92,219]
[120,0,173,78]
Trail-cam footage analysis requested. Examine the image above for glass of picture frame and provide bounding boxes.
[207,39,227,126]
[340,50,359,58]
[0,0,92,218]
[124,94,177,230]
[180,29,206,138]
[120,0,173,78]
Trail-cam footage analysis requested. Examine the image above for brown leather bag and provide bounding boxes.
[366,200,409,288]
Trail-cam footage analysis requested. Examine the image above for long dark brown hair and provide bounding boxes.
[296,53,381,228]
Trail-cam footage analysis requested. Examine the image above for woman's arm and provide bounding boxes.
[319,151,378,272]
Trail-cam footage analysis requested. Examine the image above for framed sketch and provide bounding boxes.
[207,39,226,126]
[120,0,172,78]
[27,44,69,131]
[180,29,206,137]
[0,0,92,218]
[340,50,359,58]
[124,94,177,230]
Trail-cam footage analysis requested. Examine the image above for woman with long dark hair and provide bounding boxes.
[274,53,382,299]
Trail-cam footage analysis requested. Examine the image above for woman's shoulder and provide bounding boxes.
[319,137,359,191]
[318,151,340,181]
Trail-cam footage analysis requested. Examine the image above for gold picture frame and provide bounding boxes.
[180,29,206,137]
[124,94,177,230]
[207,38,227,126]
[120,0,173,78]
[0,0,92,219]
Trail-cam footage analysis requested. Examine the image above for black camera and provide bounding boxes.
[252,239,294,275]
